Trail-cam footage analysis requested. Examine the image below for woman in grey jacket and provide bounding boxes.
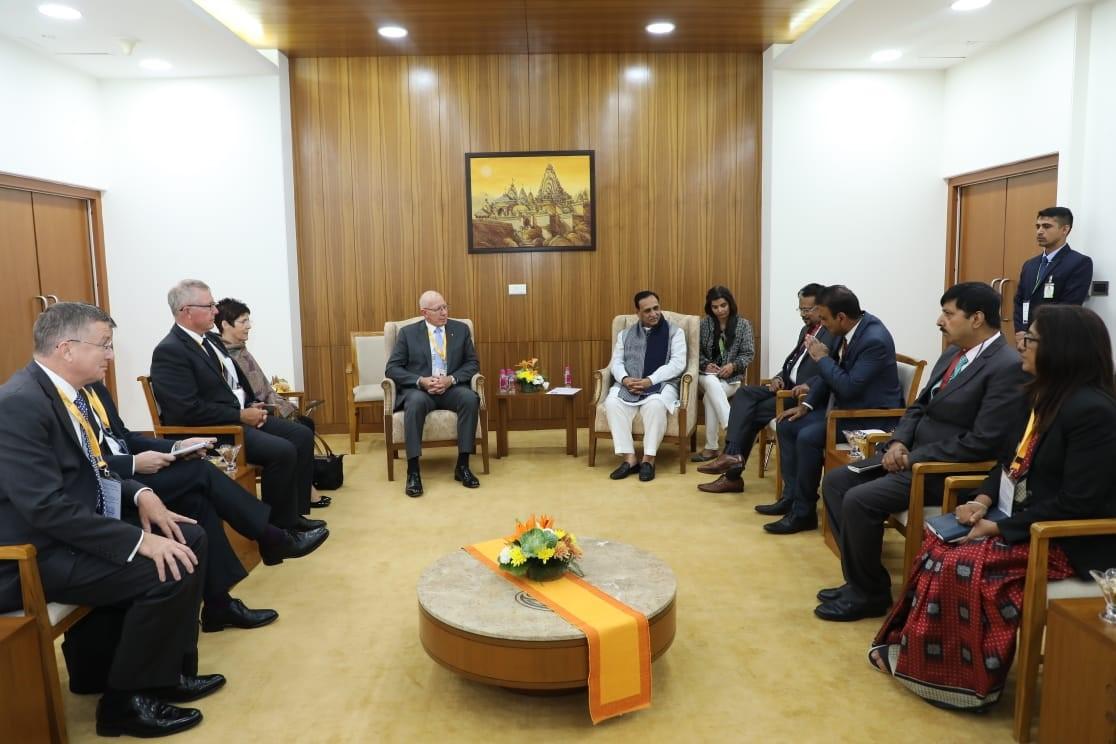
[694,286,755,462]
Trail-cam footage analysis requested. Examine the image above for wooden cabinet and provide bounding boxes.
[1038,598,1116,743]
[0,616,53,744]
[0,176,107,384]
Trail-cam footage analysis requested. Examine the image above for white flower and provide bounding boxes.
[498,546,512,565]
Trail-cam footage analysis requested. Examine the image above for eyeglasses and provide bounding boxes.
[1021,334,1040,348]
[63,339,114,352]
[422,304,449,313]
[797,306,818,314]
[183,303,218,311]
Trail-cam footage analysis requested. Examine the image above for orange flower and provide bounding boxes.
[537,514,555,529]
[506,514,537,543]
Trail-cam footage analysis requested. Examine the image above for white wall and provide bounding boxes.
[0,36,298,428]
[765,67,946,371]
[99,75,296,427]
[0,38,102,188]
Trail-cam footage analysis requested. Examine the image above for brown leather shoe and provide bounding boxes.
[696,453,742,475]
[697,474,744,493]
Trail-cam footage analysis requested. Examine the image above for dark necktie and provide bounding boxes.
[1033,256,1050,293]
[202,338,223,370]
[73,390,106,515]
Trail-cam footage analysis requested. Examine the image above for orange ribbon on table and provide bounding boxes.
[464,537,652,723]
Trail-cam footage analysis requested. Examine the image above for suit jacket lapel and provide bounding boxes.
[174,325,225,382]
[931,336,1004,403]
[27,363,85,456]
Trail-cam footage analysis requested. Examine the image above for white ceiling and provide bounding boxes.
[777,0,1092,70]
[0,0,275,78]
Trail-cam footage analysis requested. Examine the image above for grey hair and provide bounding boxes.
[168,279,211,314]
[33,302,116,355]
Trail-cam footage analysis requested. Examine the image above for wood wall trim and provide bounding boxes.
[0,172,103,201]
[943,153,1059,292]
[291,52,763,430]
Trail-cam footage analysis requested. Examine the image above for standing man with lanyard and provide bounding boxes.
[1013,206,1092,341]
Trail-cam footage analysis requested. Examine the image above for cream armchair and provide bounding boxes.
[380,317,489,481]
[587,311,701,473]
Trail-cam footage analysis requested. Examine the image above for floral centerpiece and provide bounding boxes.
[270,375,292,393]
[513,357,550,393]
[498,514,583,581]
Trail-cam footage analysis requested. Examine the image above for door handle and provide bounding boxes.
[990,278,1002,293]
[46,294,60,305]
[34,295,48,312]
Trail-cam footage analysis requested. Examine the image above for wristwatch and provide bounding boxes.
[449,375,457,386]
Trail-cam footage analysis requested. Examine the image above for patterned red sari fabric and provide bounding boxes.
[872,533,1073,709]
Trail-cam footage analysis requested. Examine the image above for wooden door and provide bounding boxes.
[32,192,96,305]
[0,188,43,380]
[1002,168,1058,336]
[957,179,1007,286]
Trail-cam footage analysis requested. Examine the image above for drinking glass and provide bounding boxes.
[842,430,866,461]
[1089,568,1116,625]
[216,444,242,474]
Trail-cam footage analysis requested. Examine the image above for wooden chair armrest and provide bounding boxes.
[864,432,892,449]
[827,407,908,421]
[470,373,486,409]
[1030,518,1116,540]
[591,368,612,406]
[155,425,243,442]
[941,475,988,512]
[908,461,997,515]
[0,544,36,561]
[381,378,397,415]
[679,372,695,408]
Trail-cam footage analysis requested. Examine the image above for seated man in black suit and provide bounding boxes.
[83,378,328,632]
[150,279,324,535]
[385,290,481,497]
[697,282,830,494]
[815,283,1026,621]
[0,302,222,738]
[766,285,905,535]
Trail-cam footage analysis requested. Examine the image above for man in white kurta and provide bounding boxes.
[605,291,688,482]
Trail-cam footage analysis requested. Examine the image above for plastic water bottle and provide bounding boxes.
[499,369,509,393]
[563,364,573,387]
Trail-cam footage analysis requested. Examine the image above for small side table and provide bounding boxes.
[207,459,262,571]
[1038,597,1116,743]
[0,616,52,743]
[494,388,582,458]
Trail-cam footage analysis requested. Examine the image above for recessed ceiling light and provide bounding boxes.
[951,0,991,10]
[378,25,408,39]
[870,49,902,63]
[645,21,675,35]
[38,3,82,20]
[140,58,173,71]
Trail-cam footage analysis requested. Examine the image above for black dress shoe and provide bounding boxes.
[638,462,655,482]
[292,515,326,532]
[201,598,279,632]
[310,495,332,508]
[454,465,480,488]
[609,462,637,480]
[405,471,423,497]
[814,596,892,622]
[816,584,849,602]
[754,497,792,516]
[96,692,202,738]
[156,674,227,703]
[763,513,819,534]
[259,526,329,566]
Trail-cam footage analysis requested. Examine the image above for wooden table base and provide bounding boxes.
[495,391,581,459]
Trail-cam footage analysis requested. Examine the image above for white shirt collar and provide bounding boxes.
[1042,244,1066,262]
[177,323,213,345]
[842,317,863,348]
[35,361,79,402]
[425,320,446,335]
[961,332,1001,363]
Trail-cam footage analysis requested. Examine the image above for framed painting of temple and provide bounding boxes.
[465,150,596,254]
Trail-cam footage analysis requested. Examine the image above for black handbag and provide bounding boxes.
[312,434,345,490]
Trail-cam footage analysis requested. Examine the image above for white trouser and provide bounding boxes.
[604,390,672,456]
[699,375,740,450]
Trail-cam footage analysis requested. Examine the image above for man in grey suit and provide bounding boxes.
[816,283,1027,622]
[385,290,481,497]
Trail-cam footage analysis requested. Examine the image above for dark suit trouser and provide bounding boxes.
[55,524,207,691]
[134,459,269,598]
[244,416,314,525]
[777,407,828,519]
[397,386,480,460]
[822,466,944,602]
[723,386,776,477]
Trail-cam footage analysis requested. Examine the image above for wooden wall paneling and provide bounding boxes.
[31,192,95,305]
[0,188,41,381]
[436,56,473,321]
[292,58,330,349]
[377,56,420,321]
[348,57,387,330]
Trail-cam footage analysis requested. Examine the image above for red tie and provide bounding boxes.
[938,351,966,390]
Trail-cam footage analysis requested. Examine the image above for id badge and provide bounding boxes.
[100,475,122,520]
[1043,280,1055,299]
[997,468,1016,517]
[1021,301,1030,324]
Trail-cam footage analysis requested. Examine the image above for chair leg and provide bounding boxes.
[677,411,688,474]
[479,417,491,474]
[348,405,358,455]
[39,627,68,744]
[588,430,597,467]
[385,421,395,482]
[757,430,767,478]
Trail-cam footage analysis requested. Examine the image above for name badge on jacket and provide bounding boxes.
[101,476,123,520]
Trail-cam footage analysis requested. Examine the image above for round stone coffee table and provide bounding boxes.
[418,539,677,691]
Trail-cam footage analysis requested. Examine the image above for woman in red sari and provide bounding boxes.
[869,304,1116,710]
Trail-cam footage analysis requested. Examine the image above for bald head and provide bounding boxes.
[418,290,449,327]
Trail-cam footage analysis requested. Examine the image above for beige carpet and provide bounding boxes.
[62,429,1018,742]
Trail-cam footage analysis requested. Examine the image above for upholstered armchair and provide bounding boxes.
[380,317,489,481]
[345,331,387,454]
[587,311,701,473]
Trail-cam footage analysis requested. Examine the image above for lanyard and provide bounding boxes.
[84,387,113,433]
[56,387,108,470]
[1009,411,1039,480]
